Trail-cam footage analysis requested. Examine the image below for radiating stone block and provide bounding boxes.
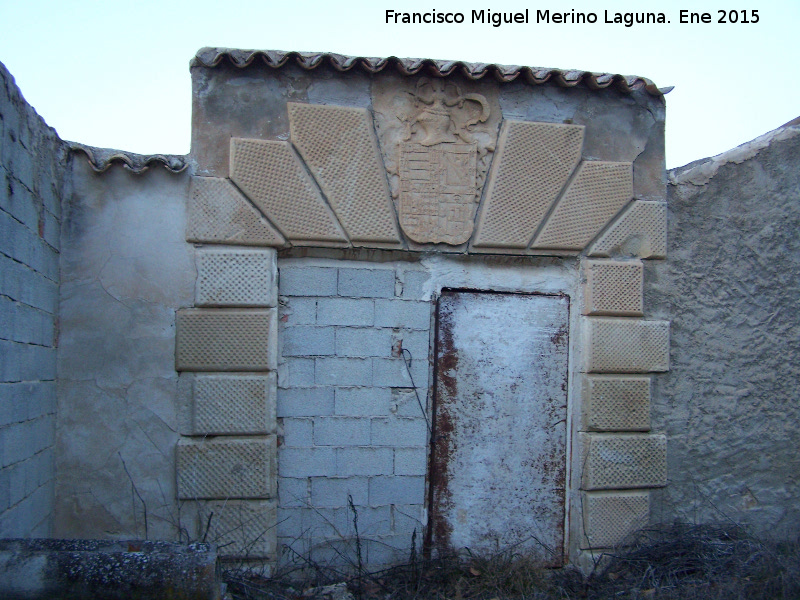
[585,318,669,373]
[182,500,277,558]
[584,375,650,431]
[473,121,584,249]
[288,103,401,246]
[533,161,633,250]
[177,436,277,499]
[195,248,277,307]
[583,260,643,316]
[175,309,277,371]
[580,433,667,490]
[581,491,649,548]
[186,176,285,246]
[230,138,348,245]
[192,373,276,435]
[589,201,667,259]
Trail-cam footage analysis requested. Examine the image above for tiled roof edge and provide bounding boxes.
[191,48,663,97]
[69,143,188,174]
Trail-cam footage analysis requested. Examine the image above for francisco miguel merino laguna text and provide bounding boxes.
[385,9,670,27]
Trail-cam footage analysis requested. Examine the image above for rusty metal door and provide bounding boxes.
[428,290,569,565]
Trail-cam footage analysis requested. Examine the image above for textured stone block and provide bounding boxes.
[191,373,276,435]
[533,161,633,250]
[589,201,667,259]
[175,309,277,371]
[195,247,277,307]
[338,267,396,298]
[176,436,276,499]
[189,500,277,558]
[288,103,401,246]
[473,121,584,249]
[186,176,285,246]
[584,375,650,432]
[279,266,338,297]
[585,318,669,373]
[583,260,643,316]
[230,138,348,245]
[581,433,667,490]
[282,326,335,357]
[581,491,649,549]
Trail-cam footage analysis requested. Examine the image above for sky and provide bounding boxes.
[0,0,797,169]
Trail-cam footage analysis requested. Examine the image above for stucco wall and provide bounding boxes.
[648,123,800,536]
[0,62,67,537]
[54,159,194,540]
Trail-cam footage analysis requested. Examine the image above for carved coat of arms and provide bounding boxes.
[374,78,498,246]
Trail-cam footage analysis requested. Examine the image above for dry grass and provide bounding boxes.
[224,523,800,600]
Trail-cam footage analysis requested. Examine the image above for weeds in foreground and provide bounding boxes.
[223,523,800,600]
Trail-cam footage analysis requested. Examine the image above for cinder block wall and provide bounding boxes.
[277,260,432,566]
[0,62,67,537]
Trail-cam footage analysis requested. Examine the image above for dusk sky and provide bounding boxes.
[1,0,797,168]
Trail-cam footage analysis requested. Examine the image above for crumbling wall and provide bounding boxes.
[0,62,67,537]
[648,122,800,536]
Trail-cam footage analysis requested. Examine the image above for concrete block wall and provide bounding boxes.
[0,61,67,537]
[277,260,432,566]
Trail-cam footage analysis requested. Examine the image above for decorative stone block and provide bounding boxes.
[581,491,649,549]
[580,433,667,490]
[175,309,277,372]
[589,201,667,259]
[585,318,669,373]
[192,373,276,435]
[583,260,643,316]
[176,436,277,499]
[288,103,401,246]
[195,248,277,307]
[533,161,633,250]
[473,121,584,249]
[229,138,348,245]
[584,375,650,431]
[186,176,285,246]
[184,500,277,559]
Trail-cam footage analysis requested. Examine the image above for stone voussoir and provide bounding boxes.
[176,436,277,500]
[175,308,277,372]
[580,432,667,490]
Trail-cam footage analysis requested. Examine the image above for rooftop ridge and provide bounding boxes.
[191,48,663,97]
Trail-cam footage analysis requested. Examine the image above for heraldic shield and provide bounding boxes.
[399,142,477,245]
[394,78,492,246]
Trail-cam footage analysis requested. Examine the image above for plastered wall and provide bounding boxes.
[648,122,800,536]
[0,62,67,537]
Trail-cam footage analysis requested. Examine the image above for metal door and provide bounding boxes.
[428,290,569,565]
